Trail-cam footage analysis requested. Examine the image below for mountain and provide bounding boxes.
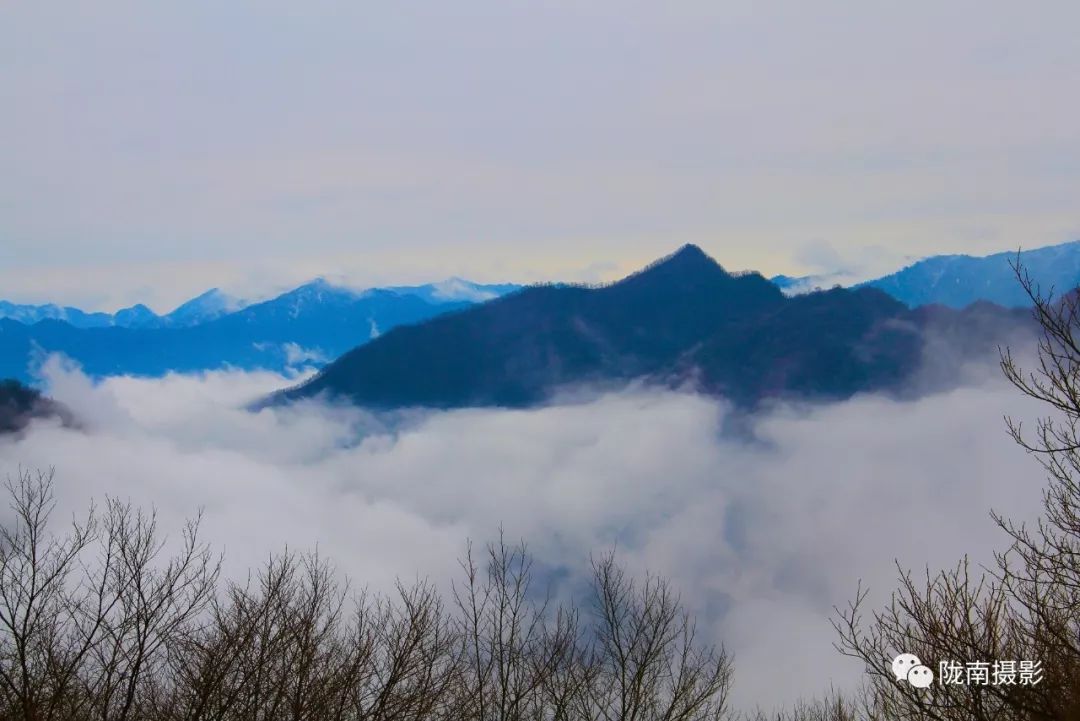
[162,288,247,326]
[769,273,851,294]
[0,300,116,328]
[387,279,523,304]
[0,379,76,434]
[277,245,1026,410]
[0,284,513,384]
[112,303,161,329]
[0,279,522,331]
[0,277,523,382]
[769,274,805,291]
[771,240,1080,309]
[859,240,1080,308]
[0,296,244,329]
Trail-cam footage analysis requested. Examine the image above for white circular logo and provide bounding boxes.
[892,653,921,681]
[907,664,935,688]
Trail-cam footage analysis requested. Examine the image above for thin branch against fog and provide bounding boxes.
[0,470,732,721]
[822,261,1080,720]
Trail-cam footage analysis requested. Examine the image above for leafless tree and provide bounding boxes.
[0,472,733,721]
[742,689,871,721]
[829,256,1080,721]
[584,552,732,721]
[0,468,98,721]
[451,534,588,721]
[0,469,219,721]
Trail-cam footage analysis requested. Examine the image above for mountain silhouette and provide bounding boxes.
[0,280,520,383]
[0,279,521,331]
[859,240,1080,308]
[278,245,1022,409]
[0,290,467,382]
[0,379,76,434]
[771,240,1080,308]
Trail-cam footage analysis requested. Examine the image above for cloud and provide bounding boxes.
[282,342,330,367]
[779,239,919,292]
[0,357,1048,712]
[429,278,499,303]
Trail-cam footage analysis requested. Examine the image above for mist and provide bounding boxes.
[0,355,1048,712]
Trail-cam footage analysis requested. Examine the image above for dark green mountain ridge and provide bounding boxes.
[277,245,1031,410]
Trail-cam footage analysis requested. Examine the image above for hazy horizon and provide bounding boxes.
[3,237,1078,315]
[4,2,1080,310]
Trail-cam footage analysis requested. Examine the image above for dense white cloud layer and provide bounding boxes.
[0,359,1049,710]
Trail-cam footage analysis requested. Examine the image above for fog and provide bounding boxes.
[0,356,1048,711]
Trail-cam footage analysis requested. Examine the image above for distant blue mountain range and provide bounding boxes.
[2,240,1073,387]
[771,240,1080,308]
[0,279,521,383]
[0,288,247,329]
[0,279,520,329]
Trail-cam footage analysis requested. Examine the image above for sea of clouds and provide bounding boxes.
[0,354,1050,712]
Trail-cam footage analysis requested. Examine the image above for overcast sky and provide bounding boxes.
[3,1,1079,310]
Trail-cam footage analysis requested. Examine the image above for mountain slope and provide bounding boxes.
[860,240,1080,308]
[0,379,77,434]
[162,288,247,326]
[288,246,784,407]
[770,240,1080,308]
[0,301,117,328]
[0,296,243,329]
[0,280,522,330]
[387,279,523,304]
[0,290,473,383]
[0,277,524,382]
[279,245,1004,410]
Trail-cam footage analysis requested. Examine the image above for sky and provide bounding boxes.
[3,1,1080,311]
[0,355,1049,711]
